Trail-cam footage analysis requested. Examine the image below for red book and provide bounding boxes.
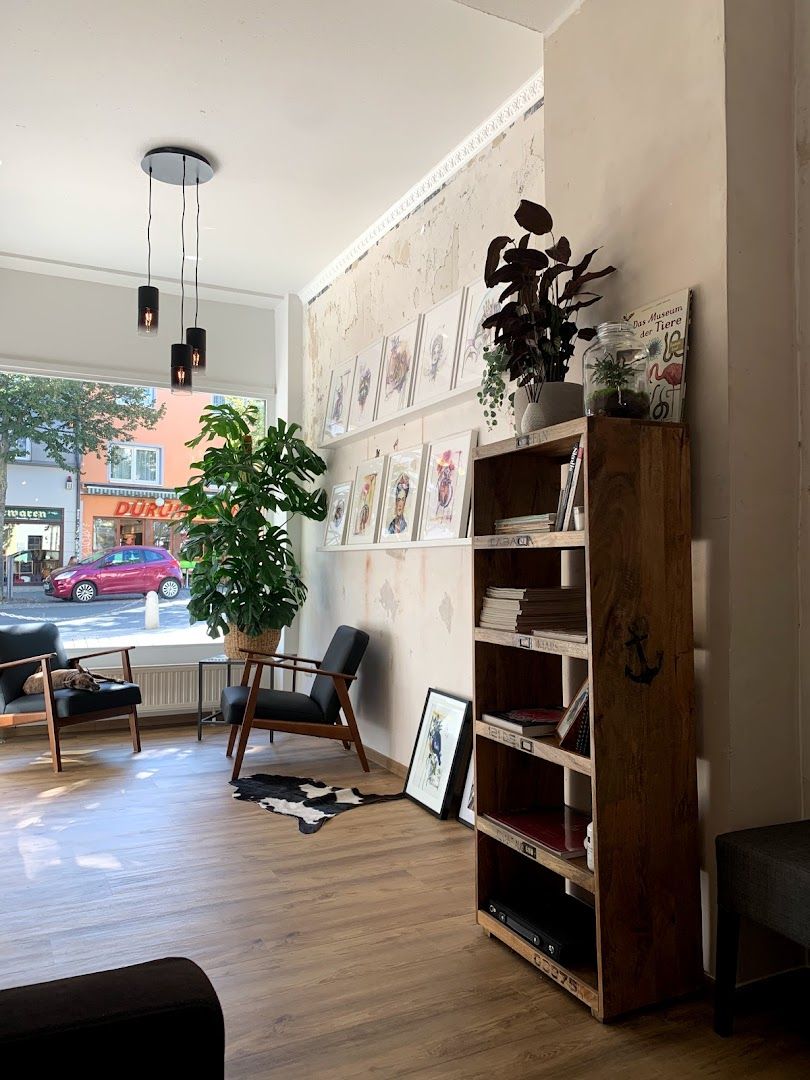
[482,707,564,735]
[485,806,590,859]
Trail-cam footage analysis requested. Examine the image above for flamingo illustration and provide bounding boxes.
[649,361,682,386]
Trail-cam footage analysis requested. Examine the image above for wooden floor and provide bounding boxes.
[0,726,808,1078]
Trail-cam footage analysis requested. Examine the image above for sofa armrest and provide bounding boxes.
[0,957,224,1075]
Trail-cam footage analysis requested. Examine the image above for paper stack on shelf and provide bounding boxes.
[479,586,587,633]
[494,513,557,535]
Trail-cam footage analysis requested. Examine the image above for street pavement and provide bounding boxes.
[0,587,213,647]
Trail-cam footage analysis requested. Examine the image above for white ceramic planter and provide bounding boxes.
[514,381,583,434]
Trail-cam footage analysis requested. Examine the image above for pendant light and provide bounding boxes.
[186,177,207,371]
[171,154,194,394]
[137,166,159,334]
[138,146,215,386]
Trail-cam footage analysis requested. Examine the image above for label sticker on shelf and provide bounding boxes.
[520,738,535,752]
[521,842,537,859]
[516,434,531,449]
[518,636,532,649]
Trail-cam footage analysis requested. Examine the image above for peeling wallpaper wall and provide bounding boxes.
[298,104,544,767]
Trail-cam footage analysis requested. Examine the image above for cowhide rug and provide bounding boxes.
[231,773,404,834]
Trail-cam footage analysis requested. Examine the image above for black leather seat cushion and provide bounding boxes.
[221,685,324,726]
[5,681,141,718]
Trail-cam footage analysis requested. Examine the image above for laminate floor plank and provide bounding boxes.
[1,726,808,1078]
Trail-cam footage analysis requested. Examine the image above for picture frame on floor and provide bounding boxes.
[379,445,425,543]
[323,481,352,547]
[417,429,477,541]
[458,753,475,829]
[405,689,472,819]
[346,456,387,545]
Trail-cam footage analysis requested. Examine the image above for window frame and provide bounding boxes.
[107,441,163,486]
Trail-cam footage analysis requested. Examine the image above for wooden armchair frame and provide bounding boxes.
[0,647,140,773]
[228,648,369,781]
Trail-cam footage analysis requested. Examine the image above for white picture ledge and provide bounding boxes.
[317,538,472,553]
[319,383,479,451]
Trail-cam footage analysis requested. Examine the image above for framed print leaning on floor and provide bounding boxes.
[405,689,472,819]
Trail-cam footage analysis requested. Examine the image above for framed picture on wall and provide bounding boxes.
[405,689,472,818]
[458,753,475,829]
[454,279,501,389]
[411,290,464,406]
[347,339,384,431]
[346,456,387,545]
[322,358,355,441]
[379,445,426,543]
[376,317,420,420]
[417,430,477,541]
[323,481,353,547]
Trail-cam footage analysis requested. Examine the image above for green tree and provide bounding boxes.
[0,374,165,597]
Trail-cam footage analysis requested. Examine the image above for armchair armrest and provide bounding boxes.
[70,647,134,662]
[269,650,323,666]
[241,652,357,682]
[0,652,55,671]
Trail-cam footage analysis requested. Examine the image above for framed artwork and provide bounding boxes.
[347,456,386,545]
[379,445,425,544]
[322,358,355,441]
[417,430,477,541]
[623,288,692,422]
[347,339,384,431]
[377,318,420,420]
[458,753,475,829]
[455,279,501,389]
[405,689,472,819]
[411,290,463,405]
[323,481,352,547]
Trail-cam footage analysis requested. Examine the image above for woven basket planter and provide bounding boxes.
[223,625,281,660]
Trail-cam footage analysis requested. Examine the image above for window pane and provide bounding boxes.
[110,446,133,480]
[135,448,158,482]
[93,518,116,550]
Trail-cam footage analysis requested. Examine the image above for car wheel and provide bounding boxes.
[72,580,97,603]
[159,577,181,599]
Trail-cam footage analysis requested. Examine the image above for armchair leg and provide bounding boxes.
[335,680,369,773]
[342,741,350,750]
[230,714,253,782]
[46,716,62,774]
[129,707,141,754]
[226,723,239,758]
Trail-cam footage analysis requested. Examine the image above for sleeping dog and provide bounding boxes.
[22,663,124,696]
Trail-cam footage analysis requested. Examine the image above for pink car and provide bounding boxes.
[45,546,183,603]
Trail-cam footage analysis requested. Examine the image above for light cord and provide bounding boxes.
[147,166,152,287]
[180,154,186,336]
[195,178,200,327]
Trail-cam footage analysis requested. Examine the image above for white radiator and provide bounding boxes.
[92,663,232,715]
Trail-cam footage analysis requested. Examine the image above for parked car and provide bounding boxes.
[44,546,183,603]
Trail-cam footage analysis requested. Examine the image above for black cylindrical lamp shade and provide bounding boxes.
[171,343,193,394]
[138,285,159,335]
[186,326,207,371]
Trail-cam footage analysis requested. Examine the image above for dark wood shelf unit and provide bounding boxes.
[472,415,701,1022]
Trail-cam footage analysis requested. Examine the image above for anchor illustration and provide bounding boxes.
[624,618,663,684]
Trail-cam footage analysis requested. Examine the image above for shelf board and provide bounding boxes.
[474,627,589,659]
[477,908,599,1012]
[317,538,471,553]
[474,417,587,462]
[319,383,478,450]
[477,815,594,893]
[475,719,592,777]
[473,531,585,550]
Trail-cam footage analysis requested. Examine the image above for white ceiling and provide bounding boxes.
[0,1,546,301]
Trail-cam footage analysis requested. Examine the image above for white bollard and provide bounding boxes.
[144,590,160,630]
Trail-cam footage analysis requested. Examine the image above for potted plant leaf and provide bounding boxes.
[177,403,327,659]
[479,199,615,432]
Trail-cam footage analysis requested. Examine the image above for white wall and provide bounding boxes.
[0,267,275,400]
[298,103,544,769]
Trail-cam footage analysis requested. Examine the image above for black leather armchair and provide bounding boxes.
[0,622,142,773]
[0,957,224,1076]
[224,625,370,779]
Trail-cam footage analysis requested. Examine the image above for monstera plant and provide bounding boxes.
[177,403,327,657]
[479,199,615,430]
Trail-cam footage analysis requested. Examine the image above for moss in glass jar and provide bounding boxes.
[583,323,652,420]
[585,387,651,419]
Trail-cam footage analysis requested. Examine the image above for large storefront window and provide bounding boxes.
[109,444,161,484]
[4,508,63,584]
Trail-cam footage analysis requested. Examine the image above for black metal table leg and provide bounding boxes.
[197,660,204,740]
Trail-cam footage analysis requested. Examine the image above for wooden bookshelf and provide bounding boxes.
[472,415,701,1022]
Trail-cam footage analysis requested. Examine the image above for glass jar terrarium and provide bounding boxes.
[583,322,650,419]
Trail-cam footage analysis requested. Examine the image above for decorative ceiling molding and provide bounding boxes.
[298,69,544,304]
[0,252,283,309]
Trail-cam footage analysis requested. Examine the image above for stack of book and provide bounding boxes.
[481,706,564,737]
[480,586,587,634]
[494,513,557,535]
[483,805,591,860]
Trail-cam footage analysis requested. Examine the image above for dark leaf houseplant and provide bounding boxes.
[479,199,615,433]
[177,403,327,659]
